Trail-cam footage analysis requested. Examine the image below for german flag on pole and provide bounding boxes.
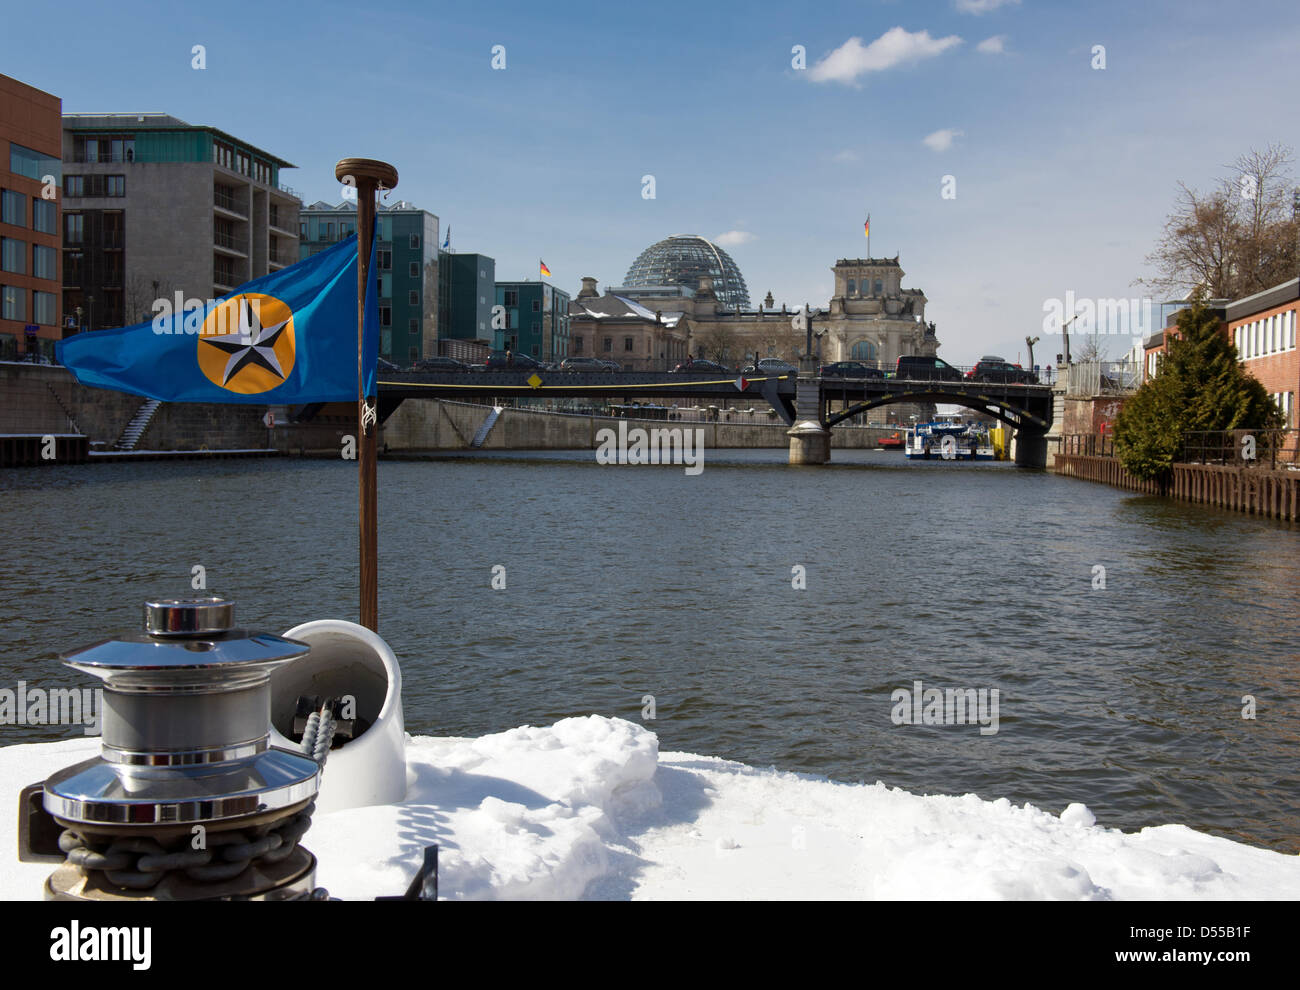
[539,259,552,278]
[863,217,870,238]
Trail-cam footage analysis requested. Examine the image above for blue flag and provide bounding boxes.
[57,233,378,404]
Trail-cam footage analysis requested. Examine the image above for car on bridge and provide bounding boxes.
[377,357,402,372]
[485,350,548,371]
[966,356,1037,384]
[671,358,732,374]
[819,361,884,379]
[559,357,613,373]
[413,356,470,372]
[597,359,621,372]
[895,355,964,382]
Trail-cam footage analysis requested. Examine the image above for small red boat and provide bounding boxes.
[877,432,904,450]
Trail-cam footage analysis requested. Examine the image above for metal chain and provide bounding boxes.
[57,801,315,891]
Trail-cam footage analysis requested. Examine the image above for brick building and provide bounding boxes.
[0,74,62,360]
[1227,278,1298,427]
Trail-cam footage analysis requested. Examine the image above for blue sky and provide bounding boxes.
[5,0,1299,364]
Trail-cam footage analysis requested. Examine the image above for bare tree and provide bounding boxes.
[123,274,174,326]
[1075,334,1107,363]
[1140,144,1298,300]
[693,324,739,364]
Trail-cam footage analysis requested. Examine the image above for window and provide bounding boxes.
[378,249,391,270]
[532,299,541,312]
[269,205,280,229]
[64,251,83,284]
[2,190,26,226]
[409,318,418,332]
[300,222,308,240]
[409,290,418,305]
[34,291,55,326]
[325,222,335,242]
[624,336,634,352]
[409,234,420,249]
[380,306,391,327]
[574,337,583,354]
[2,285,25,321]
[603,336,612,353]
[33,244,56,280]
[1,238,24,274]
[874,279,883,295]
[378,217,391,241]
[10,142,59,182]
[379,273,391,298]
[503,290,518,307]
[33,199,56,234]
[409,262,418,277]
[846,279,855,295]
[106,175,125,197]
[65,175,85,198]
[64,214,83,244]
[237,152,250,176]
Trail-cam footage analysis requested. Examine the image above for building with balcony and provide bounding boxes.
[0,74,62,360]
[299,200,438,365]
[60,113,300,331]
[494,279,570,361]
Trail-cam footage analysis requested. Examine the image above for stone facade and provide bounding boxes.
[598,255,941,372]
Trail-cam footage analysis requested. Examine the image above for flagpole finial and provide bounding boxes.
[335,158,399,192]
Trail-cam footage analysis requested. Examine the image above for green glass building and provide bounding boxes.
[494,280,570,361]
[299,199,438,365]
[438,251,494,342]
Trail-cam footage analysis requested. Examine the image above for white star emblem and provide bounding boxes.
[203,299,290,386]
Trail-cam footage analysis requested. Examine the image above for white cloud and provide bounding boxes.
[923,128,963,151]
[714,230,756,247]
[831,149,860,163]
[976,35,1006,54]
[808,27,963,86]
[954,0,1021,13]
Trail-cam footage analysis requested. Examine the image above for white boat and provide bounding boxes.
[904,420,995,460]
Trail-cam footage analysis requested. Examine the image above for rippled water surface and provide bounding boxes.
[2,449,1298,851]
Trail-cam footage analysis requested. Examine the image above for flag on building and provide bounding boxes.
[442,226,450,250]
[539,259,552,278]
[863,216,870,238]
[56,233,379,404]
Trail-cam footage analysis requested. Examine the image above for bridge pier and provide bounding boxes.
[787,420,830,464]
[1013,428,1049,469]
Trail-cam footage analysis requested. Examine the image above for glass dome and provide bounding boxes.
[622,234,751,310]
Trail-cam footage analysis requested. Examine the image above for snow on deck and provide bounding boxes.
[2,716,1297,900]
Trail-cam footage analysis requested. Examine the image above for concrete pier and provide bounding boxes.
[787,420,831,464]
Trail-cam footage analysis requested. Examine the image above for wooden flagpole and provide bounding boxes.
[335,157,398,632]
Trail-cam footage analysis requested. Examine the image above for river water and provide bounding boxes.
[2,449,1297,852]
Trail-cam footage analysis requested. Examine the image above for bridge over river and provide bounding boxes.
[359,366,1056,466]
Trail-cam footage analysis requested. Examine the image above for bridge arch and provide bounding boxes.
[824,391,1050,431]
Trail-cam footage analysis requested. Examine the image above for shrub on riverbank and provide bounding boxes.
[1113,302,1281,480]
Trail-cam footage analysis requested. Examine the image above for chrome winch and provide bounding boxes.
[18,597,325,900]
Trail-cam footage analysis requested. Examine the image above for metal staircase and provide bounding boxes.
[469,406,502,448]
[114,399,162,450]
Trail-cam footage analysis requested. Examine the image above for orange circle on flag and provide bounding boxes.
[196,293,296,394]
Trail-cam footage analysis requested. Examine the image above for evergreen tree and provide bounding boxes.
[1113,302,1281,480]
